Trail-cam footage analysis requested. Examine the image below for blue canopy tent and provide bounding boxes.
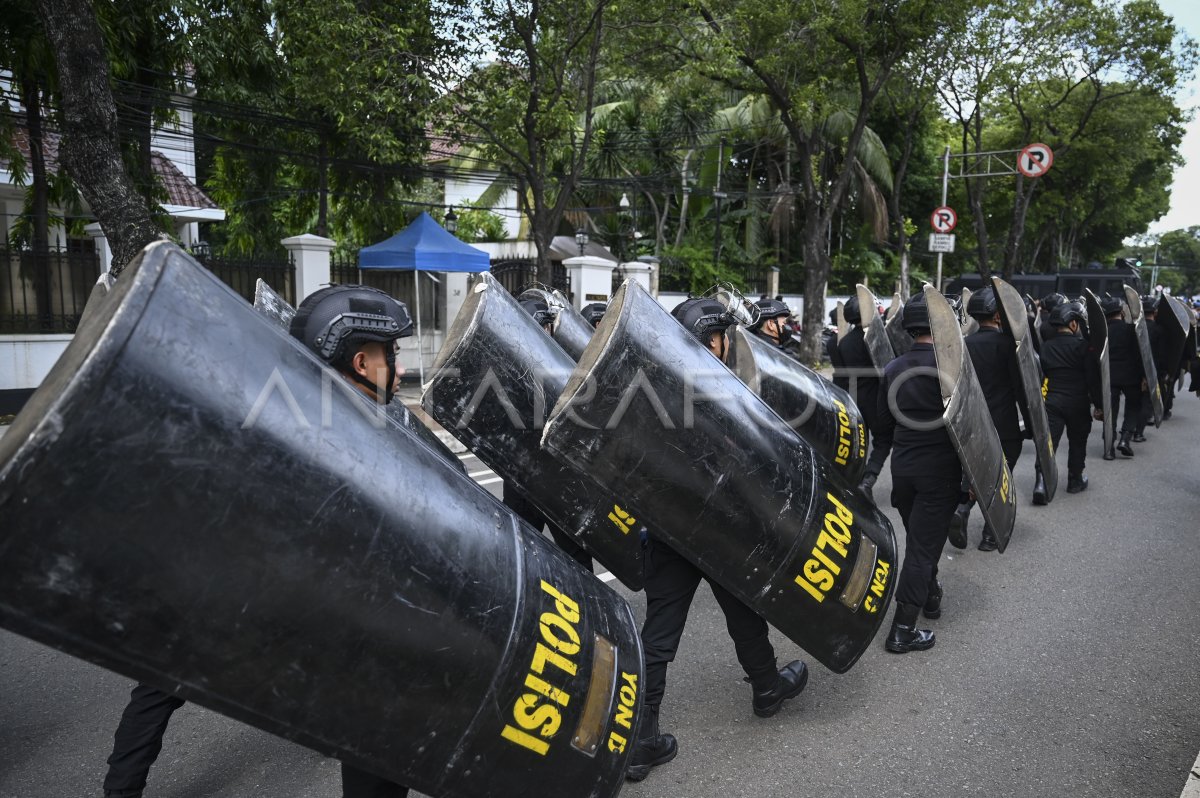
[359,212,490,382]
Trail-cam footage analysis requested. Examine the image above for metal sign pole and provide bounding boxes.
[414,268,424,385]
[937,145,950,291]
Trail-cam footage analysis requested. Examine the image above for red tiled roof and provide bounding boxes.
[4,125,217,210]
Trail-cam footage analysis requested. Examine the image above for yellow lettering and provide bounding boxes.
[502,724,550,755]
[607,732,628,754]
[530,641,578,677]
[513,694,561,737]
[794,573,826,602]
[608,511,631,534]
[539,581,580,624]
[802,559,834,591]
[817,528,848,558]
[524,672,570,707]
[811,545,841,576]
[826,492,854,525]
[540,612,581,655]
[823,515,852,546]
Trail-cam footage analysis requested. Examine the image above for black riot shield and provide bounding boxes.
[856,284,895,369]
[252,279,464,473]
[425,273,647,589]
[541,280,898,674]
[925,286,1018,552]
[1124,285,1163,426]
[517,287,594,361]
[992,277,1058,502]
[1156,294,1189,387]
[0,243,644,798]
[884,292,913,356]
[1180,299,1198,390]
[1084,289,1115,457]
[77,271,116,329]
[729,327,868,486]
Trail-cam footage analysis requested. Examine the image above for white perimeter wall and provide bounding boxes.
[0,334,73,391]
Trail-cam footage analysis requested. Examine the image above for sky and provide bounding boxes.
[1146,0,1200,235]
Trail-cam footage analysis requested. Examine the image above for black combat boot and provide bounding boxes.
[750,660,808,718]
[923,580,943,620]
[1132,428,1147,442]
[1117,431,1135,457]
[624,704,677,782]
[947,501,971,550]
[1102,441,1116,461]
[885,602,935,653]
[1066,471,1088,493]
[978,524,998,551]
[1032,467,1048,506]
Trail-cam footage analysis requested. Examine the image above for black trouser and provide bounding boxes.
[104,684,185,794]
[1046,401,1092,476]
[1111,383,1142,434]
[503,481,593,570]
[640,537,777,711]
[860,390,892,479]
[341,765,409,798]
[891,472,962,608]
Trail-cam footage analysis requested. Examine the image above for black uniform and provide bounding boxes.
[105,691,406,798]
[1041,329,1103,478]
[874,342,963,610]
[831,327,891,480]
[1107,316,1143,435]
[502,481,594,569]
[964,326,1028,470]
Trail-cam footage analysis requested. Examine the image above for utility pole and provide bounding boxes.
[936,145,950,291]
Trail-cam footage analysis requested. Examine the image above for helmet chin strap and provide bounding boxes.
[349,347,398,404]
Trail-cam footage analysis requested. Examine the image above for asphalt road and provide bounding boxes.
[2,392,1199,798]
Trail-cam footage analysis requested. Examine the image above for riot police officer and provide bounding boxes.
[1102,295,1143,458]
[1134,296,1168,439]
[1039,293,1067,347]
[626,297,808,782]
[873,292,960,653]
[581,302,608,328]
[948,287,1030,551]
[750,297,795,351]
[1040,300,1103,493]
[830,295,892,495]
[101,285,415,798]
[504,297,594,570]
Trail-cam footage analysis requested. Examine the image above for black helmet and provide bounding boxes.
[1141,295,1159,314]
[581,302,607,327]
[828,307,838,325]
[518,297,558,328]
[1048,300,1086,328]
[943,292,963,315]
[842,295,862,324]
[1023,294,1037,316]
[751,297,790,329]
[1040,292,1067,312]
[1099,295,1124,316]
[901,292,930,334]
[672,297,736,344]
[290,284,412,365]
[966,287,998,320]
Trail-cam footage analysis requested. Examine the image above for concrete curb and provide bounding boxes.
[1181,749,1200,798]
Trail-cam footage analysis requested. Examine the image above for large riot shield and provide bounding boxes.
[252,278,464,473]
[836,301,850,343]
[1156,294,1189,387]
[517,287,594,360]
[1084,289,1115,459]
[856,284,895,369]
[925,286,1017,552]
[0,243,643,798]
[77,271,116,329]
[1124,284,1163,426]
[884,292,913,356]
[426,273,647,589]
[992,276,1057,502]
[1180,299,1198,390]
[542,279,898,674]
[729,327,868,486]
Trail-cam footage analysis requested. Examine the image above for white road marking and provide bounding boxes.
[475,476,503,486]
[467,469,495,478]
[598,571,617,583]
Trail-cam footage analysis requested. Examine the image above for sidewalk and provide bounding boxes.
[396,382,465,453]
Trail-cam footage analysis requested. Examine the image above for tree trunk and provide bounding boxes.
[35,0,161,275]
[797,211,829,365]
[1002,176,1036,279]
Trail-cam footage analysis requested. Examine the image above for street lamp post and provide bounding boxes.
[444,207,458,234]
[575,227,589,257]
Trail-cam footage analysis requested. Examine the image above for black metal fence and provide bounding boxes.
[0,244,101,334]
[490,259,570,300]
[330,253,440,330]
[193,250,295,306]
